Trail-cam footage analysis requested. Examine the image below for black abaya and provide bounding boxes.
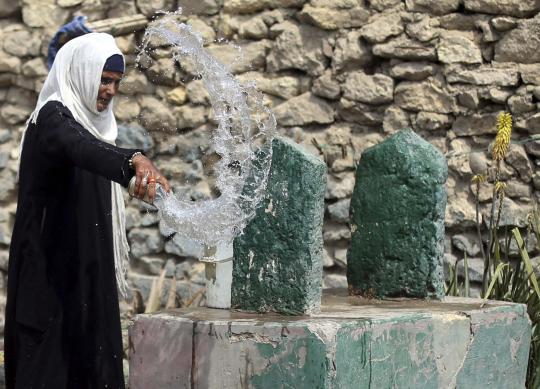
[4,101,139,389]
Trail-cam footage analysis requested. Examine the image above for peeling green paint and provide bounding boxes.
[130,295,531,389]
[250,330,329,389]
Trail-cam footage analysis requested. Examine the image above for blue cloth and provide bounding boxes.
[103,54,125,73]
[47,16,92,69]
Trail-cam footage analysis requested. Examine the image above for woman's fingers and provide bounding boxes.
[147,174,157,203]
[156,175,170,193]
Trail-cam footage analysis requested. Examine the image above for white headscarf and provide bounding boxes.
[24,32,130,297]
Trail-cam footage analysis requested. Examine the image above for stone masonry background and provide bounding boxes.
[0,0,539,334]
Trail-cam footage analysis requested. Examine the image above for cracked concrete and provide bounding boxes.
[129,289,531,389]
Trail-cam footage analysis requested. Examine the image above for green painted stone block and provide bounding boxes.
[347,129,448,298]
[231,137,327,315]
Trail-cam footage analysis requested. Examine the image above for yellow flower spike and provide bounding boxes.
[492,112,512,161]
[495,181,507,194]
[471,174,486,184]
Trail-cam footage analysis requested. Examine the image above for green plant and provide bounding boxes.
[447,112,540,388]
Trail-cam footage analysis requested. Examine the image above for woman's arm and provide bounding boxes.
[35,101,142,187]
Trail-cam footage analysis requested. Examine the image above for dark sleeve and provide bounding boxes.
[35,101,141,188]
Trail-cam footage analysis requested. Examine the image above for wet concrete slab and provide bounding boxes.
[129,289,531,389]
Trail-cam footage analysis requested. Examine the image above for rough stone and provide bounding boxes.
[0,105,31,125]
[342,72,393,105]
[456,256,484,283]
[21,58,48,78]
[187,17,216,44]
[483,197,530,228]
[0,0,20,17]
[181,0,220,15]
[322,247,334,268]
[232,137,326,314]
[515,112,540,134]
[506,180,531,200]
[136,0,176,17]
[464,0,540,17]
[373,35,437,61]
[338,99,386,126]
[495,16,540,63]
[404,14,440,42]
[452,234,481,257]
[137,256,166,276]
[325,172,355,200]
[128,228,165,259]
[312,71,341,100]
[437,32,483,64]
[405,0,460,14]
[445,65,520,86]
[208,40,269,74]
[267,21,328,76]
[21,0,69,28]
[369,0,402,11]
[120,71,155,95]
[476,20,500,43]
[332,30,372,72]
[389,62,436,81]
[273,92,334,126]
[298,4,370,30]
[469,152,488,174]
[185,80,210,105]
[238,17,269,39]
[359,12,404,43]
[452,113,498,136]
[534,173,540,190]
[415,112,453,131]
[0,53,21,74]
[485,87,512,103]
[525,140,540,157]
[117,124,154,153]
[166,87,187,106]
[323,223,351,243]
[508,94,535,114]
[138,96,176,132]
[3,27,41,58]
[520,64,540,85]
[333,248,347,268]
[0,250,8,272]
[237,71,309,100]
[0,129,11,144]
[175,105,208,130]
[327,199,350,223]
[348,129,447,299]
[446,194,478,228]
[457,90,480,110]
[164,234,204,259]
[146,58,177,87]
[129,294,532,389]
[506,144,533,183]
[223,0,306,14]
[395,80,455,114]
[491,16,518,32]
[322,273,348,288]
[383,106,410,134]
[114,96,141,123]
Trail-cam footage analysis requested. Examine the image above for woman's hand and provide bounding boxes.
[131,154,170,203]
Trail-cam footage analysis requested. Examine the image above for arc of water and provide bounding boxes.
[139,13,277,256]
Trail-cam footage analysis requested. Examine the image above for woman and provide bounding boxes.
[4,33,170,388]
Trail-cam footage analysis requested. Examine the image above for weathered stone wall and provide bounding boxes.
[0,0,539,319]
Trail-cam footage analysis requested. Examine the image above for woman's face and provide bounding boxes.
[96,70,122,112]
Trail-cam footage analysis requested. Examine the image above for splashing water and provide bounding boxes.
[138,11,276,257]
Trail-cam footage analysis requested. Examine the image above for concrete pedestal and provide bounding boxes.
[129,290,531,389]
